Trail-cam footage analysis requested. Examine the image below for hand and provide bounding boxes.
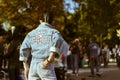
[24,69,29,80]
[41,52,55,69]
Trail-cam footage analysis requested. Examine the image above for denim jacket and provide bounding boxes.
[19,22,63,62]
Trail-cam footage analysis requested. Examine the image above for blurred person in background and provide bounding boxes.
[0,35,4,71]
[102,44,111,68]
[116,44,120,67]
[88,38,101,77]
[0,35,5,79]
[69,38,80,75]
[5,26,22,80]
[112,44,118,62]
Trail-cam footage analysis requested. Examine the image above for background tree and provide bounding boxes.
[0,0,65,42]
[0,0,120,48]
[71,0,120,48]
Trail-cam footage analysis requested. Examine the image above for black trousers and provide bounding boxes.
[0,56,3,71]
[8,62,20,80]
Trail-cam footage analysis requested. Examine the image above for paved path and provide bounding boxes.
[1,62,120,80]
[66,63,120,80]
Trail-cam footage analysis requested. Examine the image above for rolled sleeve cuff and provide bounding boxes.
[50,47,60,55]
[19,56,27,62]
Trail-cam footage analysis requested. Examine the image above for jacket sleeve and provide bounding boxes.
[19,34,31,62]
[50,30,63,55]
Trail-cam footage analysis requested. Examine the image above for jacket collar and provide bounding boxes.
[37,22,53,29]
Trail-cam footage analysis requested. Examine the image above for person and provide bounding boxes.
[88,38,101,77]
[55,40,69,80]
[5,27,22,80]
[19,13,64,80]
[112,44,119,64]
[0,35,5,79]
[59,40,69,69]
[0,36,4,71]
[102,44,110,67]
[116,45,120,67]
[69,38,80,74]
[78,42,84,68]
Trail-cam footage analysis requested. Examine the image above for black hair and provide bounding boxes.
[43,11,54,24]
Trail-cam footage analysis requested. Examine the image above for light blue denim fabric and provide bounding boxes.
[19,22,63,80]
[29,59,57,80]
[19,22,63,61]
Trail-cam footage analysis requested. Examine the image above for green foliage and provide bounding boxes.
[70,0,120,47]
[0,0,120,47]
[0,0,64,28]
[0,0,65,43]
